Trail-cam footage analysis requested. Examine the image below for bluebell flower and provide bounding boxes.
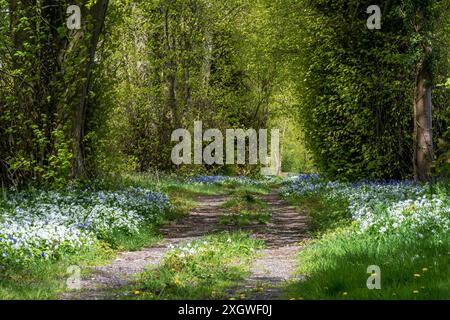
[8,234,16,244]
[98,192,106,201]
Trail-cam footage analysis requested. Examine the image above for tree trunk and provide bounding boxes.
[413,64,433,181]
[72,0,109,179]
[413,7,434,182]
[163,6,179,127]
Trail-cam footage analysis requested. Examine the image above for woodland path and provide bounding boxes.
[60,192,308,300]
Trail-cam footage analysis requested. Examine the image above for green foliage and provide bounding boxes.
[433,85,450,177]
[0,1,108,187]
[103,225,162,251]
[271,0,450,180]
[94,0,275,174]
[1,0,449,185]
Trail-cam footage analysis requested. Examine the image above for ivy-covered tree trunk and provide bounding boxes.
[413,62,433,182]
[72,0,109,179]
[1,0,109,185]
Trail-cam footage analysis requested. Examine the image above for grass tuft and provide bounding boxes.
[126,232,264,300]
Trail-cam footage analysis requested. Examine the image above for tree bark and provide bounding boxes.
[72,0,109,179]
[413,7,434,182]
[163,5,179,128]
[413,64,433,181]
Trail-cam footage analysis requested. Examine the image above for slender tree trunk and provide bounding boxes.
[413,7,434,182]
[163,6,178,127]
[72,0,109,179]
[202,29,213,86]
[413,64,433,181]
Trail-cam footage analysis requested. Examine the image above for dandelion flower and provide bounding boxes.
[413,290,419,294]
[413,274,421,277]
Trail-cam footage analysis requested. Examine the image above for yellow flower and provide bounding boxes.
[174,276,182,285]
[413,274,421,277]
[343,292,348,296]
[422,268,428,272]
[413,290,419,294]
[289,298,296,300]
[229,297,236,300]
[133,290,140,295]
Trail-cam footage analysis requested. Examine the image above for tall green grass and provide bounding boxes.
[0,243,114,300]
[283,226,448,300]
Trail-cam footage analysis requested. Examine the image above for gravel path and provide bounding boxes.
[60,192,308,300]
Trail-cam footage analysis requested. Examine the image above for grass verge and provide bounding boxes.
[283,192,449,300]
[125,232,264,300]
[220,192,271,227]
[0,242,114,300]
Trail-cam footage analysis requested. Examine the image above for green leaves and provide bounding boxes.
[272,0,449,181]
